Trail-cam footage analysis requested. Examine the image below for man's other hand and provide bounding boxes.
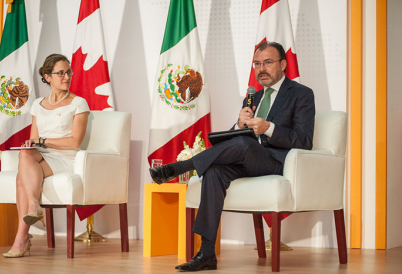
[238,106,256,129]
[246,117,270,135]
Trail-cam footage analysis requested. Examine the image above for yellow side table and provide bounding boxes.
[144,183,188,258]
[143,183,220,259]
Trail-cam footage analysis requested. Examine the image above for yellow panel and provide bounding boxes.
[376,0,387,250]
[350,0,363,249]
[150,192,179,256]
[0,204,18,247]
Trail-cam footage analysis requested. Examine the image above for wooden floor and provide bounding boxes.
[0,236,401,273]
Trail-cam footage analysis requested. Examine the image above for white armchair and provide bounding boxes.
[185,111,348,272]
[0,111,132,258]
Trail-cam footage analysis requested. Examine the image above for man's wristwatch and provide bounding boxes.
[42,138,47,147]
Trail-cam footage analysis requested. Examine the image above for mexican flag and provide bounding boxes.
[0,0,35,154]
[248,0,300,227]
[148,0,211,180]
[70,0,113,220]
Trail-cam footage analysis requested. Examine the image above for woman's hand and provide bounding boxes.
[21,139,39,147]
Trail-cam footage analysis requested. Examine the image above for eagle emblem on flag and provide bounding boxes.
[0,76,29,116]
[157,64,203,111]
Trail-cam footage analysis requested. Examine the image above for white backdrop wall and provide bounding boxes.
[362,0,377,250]
[21,0,346,248]
[387,0,402,249]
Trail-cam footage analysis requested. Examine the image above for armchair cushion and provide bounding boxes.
[0,171,83,205]
[186,175,294,212]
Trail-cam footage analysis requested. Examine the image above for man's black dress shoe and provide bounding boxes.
[175,251,217,271]
[149,164,176,184]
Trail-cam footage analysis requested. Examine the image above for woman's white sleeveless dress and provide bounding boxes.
[30,96,90,174]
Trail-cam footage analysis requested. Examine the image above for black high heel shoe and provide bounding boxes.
[149,164,176,184]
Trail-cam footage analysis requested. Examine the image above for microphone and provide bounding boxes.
[244,86,256,128]
[246,86,256,108]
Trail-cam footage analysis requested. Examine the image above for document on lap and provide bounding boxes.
[207,128,257,146]
[10,147,48,153]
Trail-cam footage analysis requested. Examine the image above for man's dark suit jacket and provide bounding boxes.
[234,76,315,164]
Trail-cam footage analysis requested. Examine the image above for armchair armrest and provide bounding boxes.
[283,148,346,211]
[0,150,20,171]
[74,150,129,205]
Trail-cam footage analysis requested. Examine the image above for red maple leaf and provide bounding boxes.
[70,47,112,111]
[285,47,300,80]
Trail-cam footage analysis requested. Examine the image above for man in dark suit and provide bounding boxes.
[150,41,315,271]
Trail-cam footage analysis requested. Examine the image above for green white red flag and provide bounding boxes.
[0,0,35,154]
[148,0,211,181]
[70,0,113,220]
[249,0,299,227]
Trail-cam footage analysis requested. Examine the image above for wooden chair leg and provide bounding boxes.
[186,207,195,261]
[66,205,75,258]
[253,214,266,258]
[334,209,347,264]
[119,203,129,252]
[271,212,281,272]
[45,208,55,248]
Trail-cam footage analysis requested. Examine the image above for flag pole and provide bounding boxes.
[74,214,107,243]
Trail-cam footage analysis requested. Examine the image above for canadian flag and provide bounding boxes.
[70,0,114,220]
[70,0,114,111]
[249,0,299,227]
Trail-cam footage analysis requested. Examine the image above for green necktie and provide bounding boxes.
[256,88,274,119]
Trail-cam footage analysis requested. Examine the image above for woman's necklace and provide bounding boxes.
[48,91,69,105]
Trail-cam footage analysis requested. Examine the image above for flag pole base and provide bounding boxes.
[254,229,292,251]
[74,214,107,243]
[74,230,107,242]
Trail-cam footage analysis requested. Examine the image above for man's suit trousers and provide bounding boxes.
[191,135,283,243]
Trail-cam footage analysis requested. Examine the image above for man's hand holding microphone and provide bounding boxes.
[237,86,271,135]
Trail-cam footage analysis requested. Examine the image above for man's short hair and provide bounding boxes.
[254,41,287,74]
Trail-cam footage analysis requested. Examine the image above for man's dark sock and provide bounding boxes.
[199,237,215,256]
[169,159,195,177]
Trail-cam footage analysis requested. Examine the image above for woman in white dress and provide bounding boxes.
[3,54,90,258]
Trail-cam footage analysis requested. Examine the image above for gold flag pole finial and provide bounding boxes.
[75,214,107,243]
[6,0,13,13]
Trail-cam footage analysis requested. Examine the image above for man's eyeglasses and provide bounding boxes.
[252,60,282,69]
[50,70,74,77]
